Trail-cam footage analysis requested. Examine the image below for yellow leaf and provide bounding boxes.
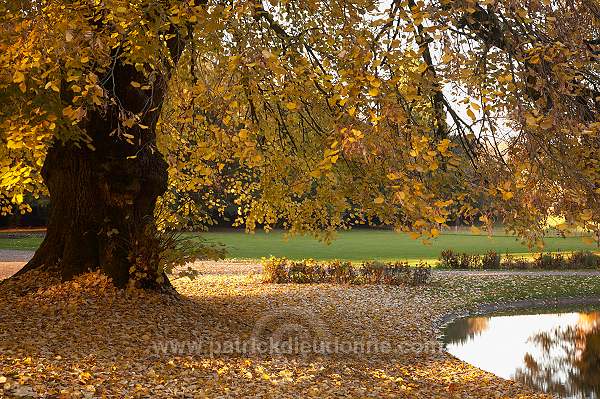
[581,210,593,221]
[501,191,514,200]
[13,71,25,83]
[434,215,445,224]
[525,113,539,127]
[47,81,60,92]
[368,88,379,97]
[285,102,297,111]
[540,117,553,130]
[374,197,384,204]
[470,225,481,235]
[466,108,476,121]
[130,81,141,88]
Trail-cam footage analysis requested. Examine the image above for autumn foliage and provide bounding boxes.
[0,0,599,283]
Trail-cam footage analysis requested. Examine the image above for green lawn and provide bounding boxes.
[0,235,43,251]
[193,229,597,262]
[1,229,597,262]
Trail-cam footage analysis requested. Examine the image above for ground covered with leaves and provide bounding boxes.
[3,261,600,398]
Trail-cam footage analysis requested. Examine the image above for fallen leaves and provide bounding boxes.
[0,263,565,398]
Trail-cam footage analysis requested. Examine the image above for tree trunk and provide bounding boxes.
[18,142,168,288]
[17,60,174,289]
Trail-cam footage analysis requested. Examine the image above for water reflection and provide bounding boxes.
[444,310,600,399]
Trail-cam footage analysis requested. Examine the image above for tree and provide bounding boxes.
[1,0,598,288]
[514,313,600,397]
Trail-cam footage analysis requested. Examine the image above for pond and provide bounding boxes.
[443,307,600,399]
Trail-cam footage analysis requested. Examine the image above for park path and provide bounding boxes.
[0,250,34,279]
[2,253,600,280]
[0,249,34,262]
[185,261,600,277]
[437,269,600,277]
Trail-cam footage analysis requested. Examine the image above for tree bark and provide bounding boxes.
[18,143,168,288]
[17,60,174,289]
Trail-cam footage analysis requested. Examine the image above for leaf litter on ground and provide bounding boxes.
[0,261,586,398]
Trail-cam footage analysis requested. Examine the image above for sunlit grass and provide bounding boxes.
[1,228,597,262]
[189,229,596,262]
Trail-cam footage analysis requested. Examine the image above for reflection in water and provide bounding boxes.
[444,316,489,345]
[444,311,600,399]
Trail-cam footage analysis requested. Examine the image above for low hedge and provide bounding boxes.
[262,257,431,286]
[439,250,600,270]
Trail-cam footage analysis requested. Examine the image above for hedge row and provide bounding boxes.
[262,257,431,286]
[439,250,600,270]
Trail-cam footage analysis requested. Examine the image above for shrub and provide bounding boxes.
[288,259,318,283]
[568,251,600,269]
[534,253,568,269]
[501,255,530,270]
[262,256,290,283]
[439,249,600,270]
[384,262,412,285]
[361,260,387,283]
[410,262,432,285]
[439,250,480,269]
[459,253,480,269]
[261,258,431,286]
[481,250,501,269]
[326,260,356,284]
[439,250,460,269]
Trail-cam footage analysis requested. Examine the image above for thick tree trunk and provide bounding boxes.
[18,142,168,288]
[17,61,176,288]
[12,6,194,288]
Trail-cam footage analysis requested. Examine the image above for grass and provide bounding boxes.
[193,229,597,262]
[0,235,43,251]
[0,228,597,262]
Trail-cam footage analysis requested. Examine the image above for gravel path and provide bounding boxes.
[0,249,34,262]
[189,261,600,277]
[437,269,600,277]
[3,256,600,280]
[0,250,34,279]
[0,263,25,280]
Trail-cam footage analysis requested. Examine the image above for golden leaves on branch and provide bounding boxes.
[2,0,599,242]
